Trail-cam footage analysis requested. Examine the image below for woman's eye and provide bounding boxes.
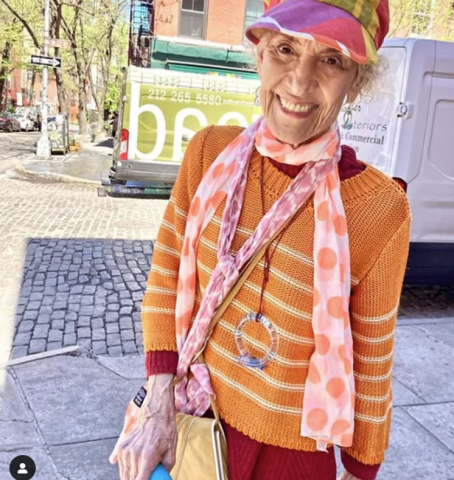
[324,56,342,68]
[277,44,294,55]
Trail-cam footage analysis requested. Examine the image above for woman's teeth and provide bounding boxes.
[279,97,312,113]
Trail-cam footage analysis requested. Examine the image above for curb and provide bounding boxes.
[7,346,81,367]
[6,166,100,185]
[397,316,454,326]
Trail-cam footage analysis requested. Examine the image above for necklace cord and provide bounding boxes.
[256,157,298,320]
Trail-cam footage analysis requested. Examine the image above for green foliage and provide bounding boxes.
[0,0,129,126]
[389,0,454,40]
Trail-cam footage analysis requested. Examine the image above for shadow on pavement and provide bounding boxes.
[94,137,114,149]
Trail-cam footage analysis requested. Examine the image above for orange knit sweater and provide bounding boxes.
[142,125,411,466]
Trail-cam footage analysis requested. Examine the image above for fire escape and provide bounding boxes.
[129,0,154,67]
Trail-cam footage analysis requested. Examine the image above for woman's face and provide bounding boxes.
[256,33,363,147]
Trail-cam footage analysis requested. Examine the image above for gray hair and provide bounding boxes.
[356,56,388,102]
[249,28,388,103]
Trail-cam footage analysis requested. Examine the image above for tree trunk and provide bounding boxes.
[95,20,114,135]
[0,42,12,110]
[51,2,68,115]
[54,66,68,115]
[29,69,36,106]
[74,50,88,135]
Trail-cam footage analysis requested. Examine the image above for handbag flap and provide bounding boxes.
[171,413,228,480]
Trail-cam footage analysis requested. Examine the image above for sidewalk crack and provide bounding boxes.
[403,407,454,455]
[0,419,33,424]
[92,357,131,380]
[393,377,427,405]
[9,367,67,480]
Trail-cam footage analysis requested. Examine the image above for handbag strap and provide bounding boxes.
[175,207,303,421]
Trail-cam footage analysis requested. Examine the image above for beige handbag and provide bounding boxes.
[171,398,228,480]
[110,217,298,478]
[169,218,295,480]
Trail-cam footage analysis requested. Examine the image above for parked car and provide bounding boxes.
[0,112,21,132]
[13,113,34,131]
[15,106,39,130]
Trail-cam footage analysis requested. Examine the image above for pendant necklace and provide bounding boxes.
[235,157,297,370]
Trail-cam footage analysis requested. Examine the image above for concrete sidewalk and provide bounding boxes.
[1,317,454,480]
[7,138,114,184]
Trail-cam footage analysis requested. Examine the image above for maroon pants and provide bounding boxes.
[223,421,337,480]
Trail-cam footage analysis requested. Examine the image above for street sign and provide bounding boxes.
[50,38,70,49]
[30,54,62,69]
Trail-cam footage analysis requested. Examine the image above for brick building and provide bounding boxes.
[153,0,263,46]
[134,0,264,74]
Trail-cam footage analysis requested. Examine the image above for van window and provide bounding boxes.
[428,80,454,178]
[338,47,407,176]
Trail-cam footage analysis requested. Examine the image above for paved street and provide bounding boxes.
[0,128,114,182]
[0,134,453,479]
[23,137,114,183]
[0,131,40,174]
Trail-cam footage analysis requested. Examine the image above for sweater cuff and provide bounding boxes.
[341,450,381,480]
[145,351,178,378]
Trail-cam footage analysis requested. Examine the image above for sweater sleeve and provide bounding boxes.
[341,211,411,470]
[141,127,209,354]
[145,351,179,376]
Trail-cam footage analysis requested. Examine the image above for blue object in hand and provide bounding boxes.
[150,464,172,480]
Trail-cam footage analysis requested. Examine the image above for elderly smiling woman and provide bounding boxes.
[113,1,411,479]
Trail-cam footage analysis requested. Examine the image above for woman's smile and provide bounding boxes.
[276,94,319,118]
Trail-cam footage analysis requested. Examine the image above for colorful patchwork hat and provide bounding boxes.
[245,0,389,65]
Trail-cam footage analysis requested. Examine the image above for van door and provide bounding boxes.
[407,42,454,246]
[393,40,454,284]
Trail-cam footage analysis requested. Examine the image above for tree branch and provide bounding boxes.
[0,0,41,49]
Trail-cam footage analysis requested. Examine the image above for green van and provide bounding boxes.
[109,66,262,184]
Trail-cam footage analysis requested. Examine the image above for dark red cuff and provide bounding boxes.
[341,450,381,480]
[145,351,179,378]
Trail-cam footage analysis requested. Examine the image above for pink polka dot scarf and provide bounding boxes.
[174,116,355,450]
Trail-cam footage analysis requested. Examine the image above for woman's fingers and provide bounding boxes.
[119,457,132,480]
[118,438,139,480]
[118,457,126,480]
[115,397,176,480]
[128,432,162,480]
[118,446,129,480]
[161,438,177,472]
[135,456,160,480]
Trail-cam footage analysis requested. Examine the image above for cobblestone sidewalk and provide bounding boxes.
[0,178,167,366]
[12,238,153,359]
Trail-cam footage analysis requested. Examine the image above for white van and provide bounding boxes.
[339,38,454,285]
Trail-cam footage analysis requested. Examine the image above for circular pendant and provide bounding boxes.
[235,312,278,369]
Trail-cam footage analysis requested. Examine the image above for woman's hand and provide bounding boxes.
[337,471,362,480]
[117,374,177,480]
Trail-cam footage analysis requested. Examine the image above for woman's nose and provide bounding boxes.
[286,58,319,97]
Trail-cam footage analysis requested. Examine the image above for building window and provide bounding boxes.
[244,0,264,31]
[180,0,206,39]
[411,0,436,38]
